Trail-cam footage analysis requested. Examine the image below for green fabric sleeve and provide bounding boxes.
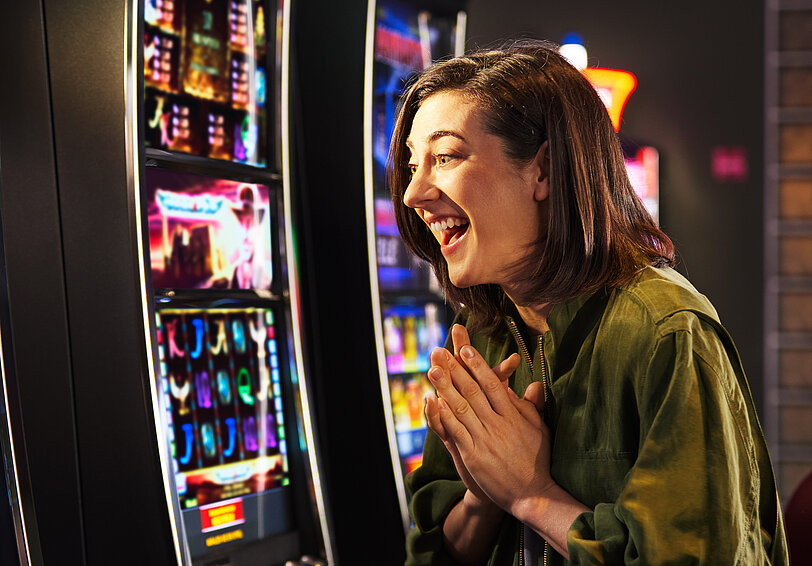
[404,427,467,565]
[567,313,770,565]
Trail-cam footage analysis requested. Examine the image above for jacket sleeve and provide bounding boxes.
[404,427,468,565]
[566,313,785,565]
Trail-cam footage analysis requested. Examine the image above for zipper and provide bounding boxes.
[507,319,550,566]
[519,524,524,566]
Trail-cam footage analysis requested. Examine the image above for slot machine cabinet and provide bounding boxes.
[0,1,333,564]
[288,0,464,560]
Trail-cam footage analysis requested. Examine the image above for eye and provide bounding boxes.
[407,163,418,177]
[436,154,451,166]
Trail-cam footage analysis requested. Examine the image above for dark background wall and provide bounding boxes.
[466,0,766,412]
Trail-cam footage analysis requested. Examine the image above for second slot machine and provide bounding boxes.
[142,0,333,563]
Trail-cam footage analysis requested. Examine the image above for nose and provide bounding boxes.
[402,164,438,209]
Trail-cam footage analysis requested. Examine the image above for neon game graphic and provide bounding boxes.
[146,168,273,291]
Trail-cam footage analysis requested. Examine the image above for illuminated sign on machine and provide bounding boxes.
[156,190,226,217]
[200,498,246,533]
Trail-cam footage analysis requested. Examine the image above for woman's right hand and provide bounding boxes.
[424,325,520,505]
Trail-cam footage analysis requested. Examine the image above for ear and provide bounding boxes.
[531,140,551,203]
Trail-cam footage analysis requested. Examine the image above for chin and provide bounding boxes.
[447,269,478,289]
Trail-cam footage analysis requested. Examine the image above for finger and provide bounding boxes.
[434,422,481,496]
[443,347,506,422]
[450,324,471,365]
[453,344,514,416]
[523,381,546,412]
[424,392,448,441]
[492,352,521,383]
[508,386,543,425]
[437,397,473,451]
[430,347,451,373]
[427,363,484,433]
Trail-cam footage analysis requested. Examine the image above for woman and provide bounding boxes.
[390,40,788,565]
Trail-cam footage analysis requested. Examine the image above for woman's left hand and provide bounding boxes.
[426,327,557,518]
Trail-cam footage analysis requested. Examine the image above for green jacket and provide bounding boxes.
[405,266,788,565]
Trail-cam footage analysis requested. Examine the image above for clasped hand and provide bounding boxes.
[424,324,556,520]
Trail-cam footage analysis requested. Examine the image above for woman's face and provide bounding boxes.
[403,90,548,290]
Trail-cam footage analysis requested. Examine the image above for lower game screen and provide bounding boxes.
[155,307,293,557]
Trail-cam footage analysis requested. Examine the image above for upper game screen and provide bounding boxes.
[146,168,273,292]
[144,0,269,166]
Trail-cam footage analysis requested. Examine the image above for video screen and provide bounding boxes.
[389,371,433,475]
[383,302,448,477]
[145,168,273,292]
[375,198,439,292]
[156,307,293,556]
[624,144,660,224]
[372,0,460,194]
[145,0,269,166]
[383,303,446,375]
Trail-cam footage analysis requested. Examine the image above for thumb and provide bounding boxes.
[523,381,546,412]
[492,352,520,384]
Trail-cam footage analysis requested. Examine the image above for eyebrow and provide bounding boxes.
[405,130,466,149]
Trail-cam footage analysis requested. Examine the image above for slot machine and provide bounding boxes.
[364,0,467,530]
[0,1,333,564]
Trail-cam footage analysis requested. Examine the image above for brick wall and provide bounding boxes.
[769,3,812,507]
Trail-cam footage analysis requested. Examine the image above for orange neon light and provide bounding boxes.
[583,67,637,132]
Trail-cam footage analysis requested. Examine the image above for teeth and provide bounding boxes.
[429,218,468,234]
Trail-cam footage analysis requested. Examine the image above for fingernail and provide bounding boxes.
[429,367,443,380]
[461,345,475,359]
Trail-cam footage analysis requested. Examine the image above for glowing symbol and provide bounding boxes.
[232,319,246,353]
[179,423,194,465]
[241,119,257,161]
[147,95,172,146]
[166,319,185,358]
[217,370,231,404]
[237,368,253,405]
[249,316,266,350]
[196,371,212,409]
[256,68,266,106]
[169,374,191,415]
[265,413,277,449]
[224,418,236,457]
[210,319,228,355]
[257,369,271,402]
[250,316,271,401]
[201,423,216,459]
[190,318,204,359]
[243,416,258,452]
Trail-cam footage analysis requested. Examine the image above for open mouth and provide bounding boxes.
[429,218,469,246]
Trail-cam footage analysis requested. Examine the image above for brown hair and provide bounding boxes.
[389,40,675,333]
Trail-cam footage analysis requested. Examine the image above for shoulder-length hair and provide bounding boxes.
[389,40,675,333]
